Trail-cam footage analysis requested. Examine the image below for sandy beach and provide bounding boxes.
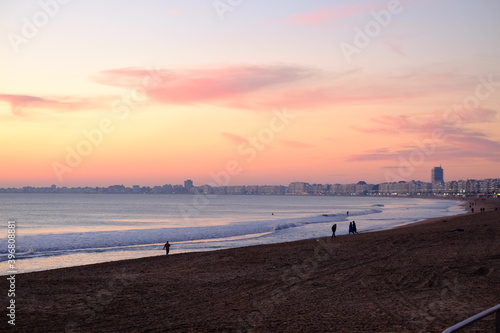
[3,198,499,332]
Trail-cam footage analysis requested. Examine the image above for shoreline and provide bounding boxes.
[4,200,499,332]
[0,196,470,276]
[396,196,499,229]
[3,196,468,275]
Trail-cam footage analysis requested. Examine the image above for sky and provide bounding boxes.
[0,0,499,187]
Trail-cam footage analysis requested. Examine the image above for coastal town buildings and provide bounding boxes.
[5,178,499,197]
[2,171,499,197]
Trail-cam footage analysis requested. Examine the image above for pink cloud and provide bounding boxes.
[93,64,488,113]
[94,65,320,108]
[93,65,415,111]
[0,93,94,116]
[356,107,497,135]
[349,143,500,163]
[349,107,500,163]
[447,134,500,152]
[381,35,406,56]
[221,132,249,145]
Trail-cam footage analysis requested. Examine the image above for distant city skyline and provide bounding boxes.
[1,170,499,190]
[1,1,499,187]
[3,175,499,197]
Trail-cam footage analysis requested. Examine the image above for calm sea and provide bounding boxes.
[0,193,465,274]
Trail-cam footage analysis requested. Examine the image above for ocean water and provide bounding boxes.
[0,193,465,274]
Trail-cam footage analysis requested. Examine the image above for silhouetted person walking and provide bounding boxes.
[331,224,337,238]
[163,241,170,255]
[348,222,353,234]
[352,221,358,234]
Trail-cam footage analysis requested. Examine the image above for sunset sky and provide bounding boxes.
[1,0,499,187]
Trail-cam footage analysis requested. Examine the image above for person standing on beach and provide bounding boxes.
[348,222,353,234]
[331,224,337,238]
[163,241,170,255]
[352,221,358,234]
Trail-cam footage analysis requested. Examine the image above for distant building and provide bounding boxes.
[431,166,445,193]
[184,179,193,192]
[288,182,310,195]
[431,166,444,184]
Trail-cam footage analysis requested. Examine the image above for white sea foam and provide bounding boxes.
[0,212,358,257]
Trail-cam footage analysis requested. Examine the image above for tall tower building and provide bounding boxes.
[184,179,193,192]
[431,166,444,184]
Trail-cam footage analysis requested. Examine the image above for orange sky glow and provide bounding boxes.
[1,0,499,187]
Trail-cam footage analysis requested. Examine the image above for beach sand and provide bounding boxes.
[3,199,500,332]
